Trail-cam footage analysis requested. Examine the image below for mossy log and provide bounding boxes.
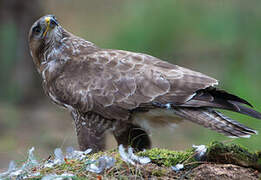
[5,141,261,179]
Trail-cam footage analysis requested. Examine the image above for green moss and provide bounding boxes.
[207,141,261,170]
[22,142,261,179]
[138,148,195,167]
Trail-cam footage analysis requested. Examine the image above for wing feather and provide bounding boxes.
[50,49,218,120]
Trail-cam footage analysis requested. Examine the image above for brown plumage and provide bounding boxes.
[29,15,261,152]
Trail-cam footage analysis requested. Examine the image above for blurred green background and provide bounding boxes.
[0,0,261,169]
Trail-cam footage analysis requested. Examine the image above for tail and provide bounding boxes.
[172,107,258,138]
[184,87,261,120]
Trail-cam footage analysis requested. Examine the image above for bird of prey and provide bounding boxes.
[29,15,261,152]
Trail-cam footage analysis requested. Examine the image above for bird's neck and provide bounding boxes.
[64,32,100,55]
[38,29,100,81]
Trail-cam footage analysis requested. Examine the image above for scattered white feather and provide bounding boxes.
[43,161,55,168]
[171,164,184,172]
[54,148,64,164]
[41,174,57,180]
[9,169,23,177]
[8,160,17,172]
[192,144,207,160]
[0,147,39,179]
[119,145,135,165]
[60,173,74,177]
[28,147,38,164]
[1,145,152,178]
[21,147,38,170]
[42,173,74,180]
[0,161,17,178]
[30,172,41,177]
[119,145,151,165]
[66,146,92,160]
[86,156,115,173]
[66,146,74,154]
[41,173,74,180]
[139,157,151,164]
[44,148,64,168]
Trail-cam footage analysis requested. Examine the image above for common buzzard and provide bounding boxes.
[29,15,261,152]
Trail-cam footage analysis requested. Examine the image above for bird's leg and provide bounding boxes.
[113,121,151,151]
[71,111,112,152]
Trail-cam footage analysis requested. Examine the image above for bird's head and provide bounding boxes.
[29,15,62,68]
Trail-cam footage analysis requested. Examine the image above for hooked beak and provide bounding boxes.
[43,16,58,37]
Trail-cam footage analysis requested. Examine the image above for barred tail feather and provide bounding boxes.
[172,107,258,138]
[228,101,261,119]
[188,87,261,120]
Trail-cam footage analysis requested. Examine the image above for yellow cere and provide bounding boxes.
[43,17,51,37]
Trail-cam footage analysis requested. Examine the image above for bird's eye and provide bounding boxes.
[33,26,41,34]
[50,20,56,26]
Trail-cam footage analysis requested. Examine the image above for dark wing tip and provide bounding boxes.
[229,101,261,120]
[236,97,253,108]
[207,87,254,107]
